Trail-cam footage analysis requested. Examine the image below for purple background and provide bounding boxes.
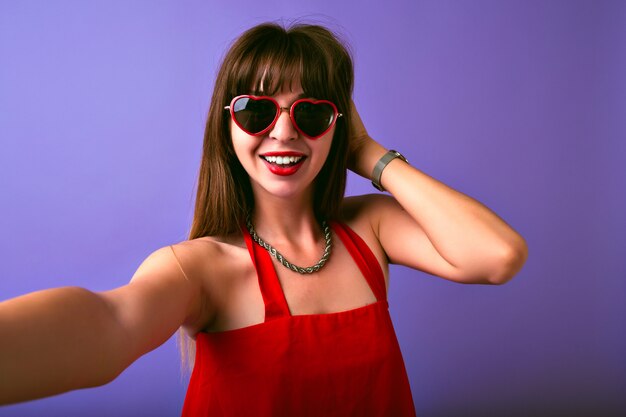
[1,1,624,416]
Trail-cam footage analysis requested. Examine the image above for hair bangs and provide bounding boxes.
[228,29,334,101]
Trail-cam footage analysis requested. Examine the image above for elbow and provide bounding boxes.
[486,238,529,285]
[90,363,127,388]
[82,342,134,389]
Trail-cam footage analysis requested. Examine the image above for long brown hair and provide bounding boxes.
[180,21,354,370]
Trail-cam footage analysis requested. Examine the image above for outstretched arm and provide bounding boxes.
[0,245,203,404]
[348,102,528,285]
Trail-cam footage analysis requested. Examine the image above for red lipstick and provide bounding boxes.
[259,152,307,176]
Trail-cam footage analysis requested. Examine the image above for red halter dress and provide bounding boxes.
[181,222,416,416]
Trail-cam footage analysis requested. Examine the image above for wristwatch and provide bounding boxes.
[371,150,408,191]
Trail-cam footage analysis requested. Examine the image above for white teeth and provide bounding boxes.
[263,155,303,165]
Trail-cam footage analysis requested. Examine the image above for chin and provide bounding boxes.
[268,184,310,200]
[252,178,314,201]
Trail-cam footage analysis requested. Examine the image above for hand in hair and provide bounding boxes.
[347,100,388,179]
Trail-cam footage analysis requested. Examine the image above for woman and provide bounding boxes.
[0,22,527,415]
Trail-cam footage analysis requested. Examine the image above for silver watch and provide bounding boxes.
[371,150,408,191]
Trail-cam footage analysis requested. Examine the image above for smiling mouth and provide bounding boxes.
[260,155,306,167]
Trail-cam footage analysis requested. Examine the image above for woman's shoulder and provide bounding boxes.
[339,194,393,283]
[339,194,396,251]
[340,193,397,227]
[172,232,246,253]
[171,234,249,280]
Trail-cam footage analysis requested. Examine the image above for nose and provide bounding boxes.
[269,107,298,141]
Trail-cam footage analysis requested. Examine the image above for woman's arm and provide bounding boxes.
[0,245,204,404]
[348,103,528,285]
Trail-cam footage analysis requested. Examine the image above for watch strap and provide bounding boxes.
[371,150,408,191]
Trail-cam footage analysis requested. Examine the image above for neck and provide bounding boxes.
[250,188,323,246]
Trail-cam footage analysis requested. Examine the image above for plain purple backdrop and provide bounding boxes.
[1,1,624,416]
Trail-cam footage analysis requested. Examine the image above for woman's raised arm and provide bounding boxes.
[0,244,204,405]
[347,102,528,285]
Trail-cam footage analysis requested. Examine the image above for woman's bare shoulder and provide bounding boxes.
[339,194,396,246]
[168,233,255,332]
[340,193,397,226]
[339,194,395,281]
[174,233,247,252]
[169,233,249,275]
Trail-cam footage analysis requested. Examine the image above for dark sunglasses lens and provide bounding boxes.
[293,102,335,137]
[232,97,277,134]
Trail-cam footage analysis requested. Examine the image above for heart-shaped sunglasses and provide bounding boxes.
[224,95,343,140]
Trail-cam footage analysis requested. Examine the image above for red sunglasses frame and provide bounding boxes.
[224,95,343,140]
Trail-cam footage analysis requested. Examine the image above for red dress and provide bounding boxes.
[181,222,416,416]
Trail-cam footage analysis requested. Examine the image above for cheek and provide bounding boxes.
[316,129,336,160]
[231,137,254,171]
[231,122,257,156]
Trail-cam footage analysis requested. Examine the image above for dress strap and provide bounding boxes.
[241,224,291,321]
[331,222,387,302]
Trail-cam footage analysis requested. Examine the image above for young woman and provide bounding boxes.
[0,22,527,415]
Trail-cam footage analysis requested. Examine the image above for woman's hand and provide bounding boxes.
[347,100,387,179]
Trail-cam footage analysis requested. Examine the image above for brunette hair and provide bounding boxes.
[179,21,354,370]
[188,21,354,240]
